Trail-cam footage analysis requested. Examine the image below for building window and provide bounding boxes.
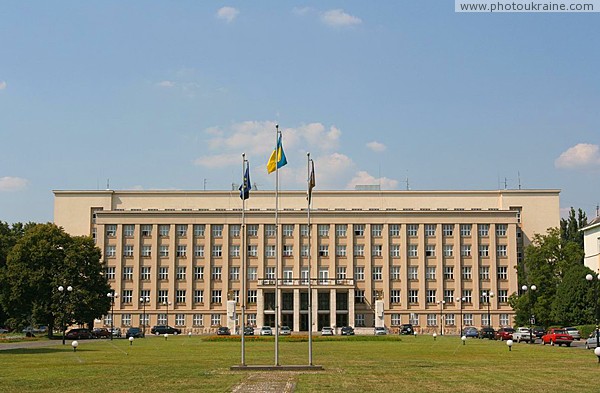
[443,244,453,257]
[159,267,168,280]
[194,224,205,237]
[427,314,437,326]
[141,266,151,281]
[461,244,471,256]
[229,245,240,257]
[391,266,401,280]
[354,266,365,281]
[212,225,223,238]
[247,267,257,281]
[408,244,418,257]
[409,313,419,326]
[105,245,116,258]
[499,313,510,326]
[124,225,134,237]
[211,290,222,304]
[372,244,383,257]
[247,225,258,237]
[142,245,151,257]
[176,225,187,237]
[211,314,221,326]
[478,245,489,257]
[283,245,293,257]
[176,266,186,280]
[265,245,276,258]
[159,245,169,257]
[230,225,241,237]
[463,313,473,326]
[283,225,294,237]
[479,266,490,280]
[176,245,187,258]
[426,266,436,280]
[194,245,204,257]
[462,266,472,280]
[355,290,365,303]
[336,224,347,237]
[444,266,454,280]
[212,266,222,280]
[355,314,365,327]
[246,314,257,326]
[478,224,490,237]
[462,289,472,303]
[371,224,383,237]
[318,268,329,284]
[175,314,185,326]
[265,267,276,280]
[354,244,365,257]
[301,244,309,257]
[336,245,347,257]
[354,225,365,236]
[105,266,115,280]
[300,225,309,237]
[318,224,330,237]
[408,290,419,303]
[407,224,418,237]
[123,244,134,257]
[176,290,186,304]
[425,245,435,257]
[212,245,222,257]
[442,224,454,236]
[157,314,167,325]
[106,225,117,237]
[230,267,240,281]
[481,314,490,327]
[194,290,204,303]
[159,225,170,237]
[122,314,132,327]
[372,266,383,281]
[141,225,152,237]
[497,245,507,257]
[389,224,400,237]
[426,290,436,303]
[123,266,133,281]
[444,290,454,303]
[246,290,258,304]
[390,244,401,257]
[247,245,258,257]
[497,266,508,280]
[391,313,401,325]
[425,224,436,237]
[460,224,471,237]
[194,266,204,280]
[193,314,203,326]
[122,290,133,304]
[496,224,507,237]
[445,313,455,326]
[408,266,418,280]
[301,268,309,284]
[390,290,401,304]
[318,245,329,257]
[498,290,508,303]
[265,225,276,237]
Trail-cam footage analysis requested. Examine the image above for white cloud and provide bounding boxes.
[156,80,175,88]
[293,7,313,16]
[346,171,398,190]
[320,9,362,27]
[217,6,239,23]
[0,176,28,192]
[0,81,6,90]
[366,141,386,152]
[555,143,600,169]
[194,153,240,168]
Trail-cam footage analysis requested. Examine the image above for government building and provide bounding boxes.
[53,188,559,334]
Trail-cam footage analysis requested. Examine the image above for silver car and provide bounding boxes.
[564,327,581,340]
[260,326,273,336]
[585,332,600,349]
[374,327,387,335]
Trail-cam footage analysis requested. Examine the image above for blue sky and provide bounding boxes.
[1,1,599,224]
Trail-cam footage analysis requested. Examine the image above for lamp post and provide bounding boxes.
[57,285,73,345]
[140,297,149,337]
[163,301,172,326]
[586,273,600,351]
[483,291,494,328]
[521,284,537,344]
[107,291,119,340]
[437,300,446,335]
[456,296,466,336]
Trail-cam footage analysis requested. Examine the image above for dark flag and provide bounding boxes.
[239,164,251,200]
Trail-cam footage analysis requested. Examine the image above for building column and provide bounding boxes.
[330,288,337,331]
[257,288,264,327]
[293,288,300,332]
[311,287,318,332]
[348,288,355,328]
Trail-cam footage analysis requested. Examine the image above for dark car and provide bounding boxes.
[243,326,255,336]
[65,328,93,340]
[92,328,111,339]
[479,327,495,339]
[126,327,143,338]
[341,326,355,336]
[533,326,546,338]
[217,326,231,336]
[399,324,414,335]
[494,327,515,341]
[150,325,181,335]
[462,327,479,338]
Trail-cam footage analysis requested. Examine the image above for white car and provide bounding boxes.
[321,327,334,336]
[259,326,273,336]
[279,326,291,336]
[564,327,581,340]
[374,327,387,335]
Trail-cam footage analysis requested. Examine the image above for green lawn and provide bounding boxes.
[1,335,598,392]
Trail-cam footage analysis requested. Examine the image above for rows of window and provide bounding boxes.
[354,288,510,305]
[104,312,258,328]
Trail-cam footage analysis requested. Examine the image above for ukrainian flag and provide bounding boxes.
[267,135,288,174]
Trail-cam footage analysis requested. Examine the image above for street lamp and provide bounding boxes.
[107,291,119,340]
[57,285,73,345]
[521,284,537,344]
[586,273,600,351]
[437,300,446,335]
[483,291,494,328]
[456,297,466,336]
[139,297,149,337]
[163,301,172,326]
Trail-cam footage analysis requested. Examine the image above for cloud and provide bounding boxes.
[366,141,386,152]
[0,81,6,90]
[292,7,313,16]
[555,143,600,169]
[346,171,398,190]
[0,176,28,192]
[217,6,239,23]
[156,80,175,88]
[320,9,362,27]
[194,153,240,168]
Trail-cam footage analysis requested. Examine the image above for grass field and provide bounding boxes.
[2,334,599,393]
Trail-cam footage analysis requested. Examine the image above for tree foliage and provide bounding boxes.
[560,207,587,251]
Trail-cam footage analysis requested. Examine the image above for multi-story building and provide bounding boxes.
[53,188,559,334]
[583,215,600,273]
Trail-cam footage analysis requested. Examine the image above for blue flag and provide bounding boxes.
[239,164,251,200]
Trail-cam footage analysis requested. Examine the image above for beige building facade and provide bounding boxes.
[583,216,600,273]
[53,189,560,334]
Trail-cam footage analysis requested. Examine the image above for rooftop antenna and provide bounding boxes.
[596,204,599,218]
[203,179,207,191]
[518,171,522,190]
[106,179,110,190]
[504,177,508,190]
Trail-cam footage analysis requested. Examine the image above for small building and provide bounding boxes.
[582,215,600,273]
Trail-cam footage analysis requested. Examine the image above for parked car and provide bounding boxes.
[564,327,581,340]
[92,328,111,339]
[65,328,93,340]
[279,326,291,336]
[22,326,48,335]
[478,327,495,339]
[259,326,273,336]
[585,331,600,349]
[217,326,231,336]
[512,327,533,343]
[110,327,122,337]
[243,326,255,336]
[399,324,414,335]
[340,326,355,336]
[542,328,574,346]
[462,327,478,338]
[533,326,546,338]
[126,327,143,338]
[374,327,387,336]
[150,325,181,335]
[321,327,334,336]
[0,327,10,334]
[494,327,515,341]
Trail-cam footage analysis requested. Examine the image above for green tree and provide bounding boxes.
[560,207,587,251]
[551,263,595,326]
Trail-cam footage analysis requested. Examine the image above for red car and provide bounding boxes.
[494,327,515,341]
[542,328,574,347]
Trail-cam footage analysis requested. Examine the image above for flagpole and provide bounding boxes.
[274,124,280,367]
[241,153,247,366]
[307,152,313,366]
